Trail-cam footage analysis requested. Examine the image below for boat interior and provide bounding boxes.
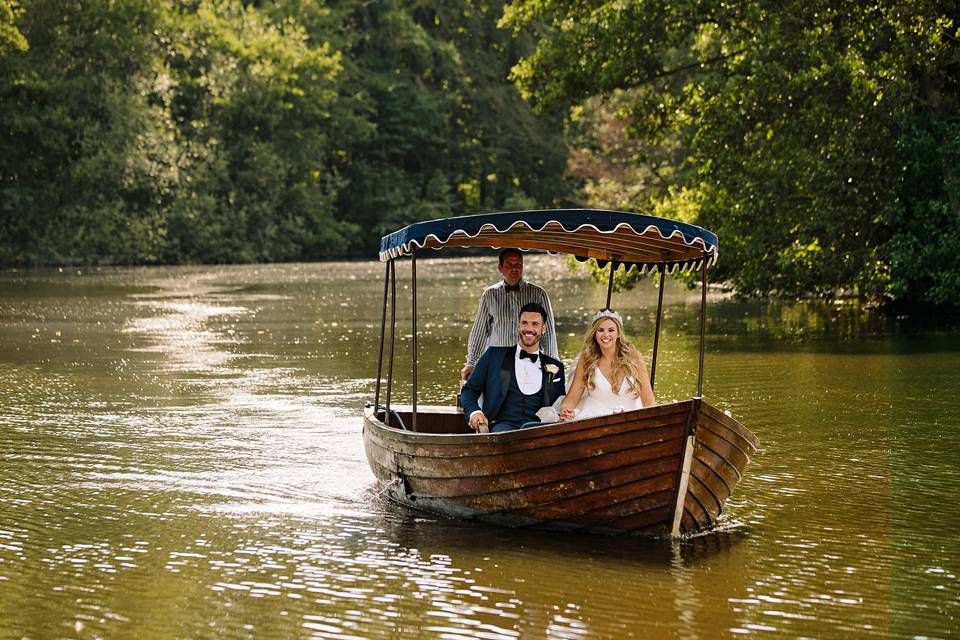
[372,405,473,434]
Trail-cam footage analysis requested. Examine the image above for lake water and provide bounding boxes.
[0,256,958,639]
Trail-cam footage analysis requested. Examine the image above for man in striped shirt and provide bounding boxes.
[460,249,558,381]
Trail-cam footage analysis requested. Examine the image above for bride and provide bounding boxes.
[558,309,656,421]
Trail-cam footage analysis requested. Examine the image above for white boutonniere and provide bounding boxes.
[543,363,559,375]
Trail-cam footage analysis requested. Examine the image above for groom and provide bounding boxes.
[461,302,566,433]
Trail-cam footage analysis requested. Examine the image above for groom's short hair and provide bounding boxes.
[519,302,547,323]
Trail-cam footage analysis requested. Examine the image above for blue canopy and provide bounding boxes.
[380,209,718,273]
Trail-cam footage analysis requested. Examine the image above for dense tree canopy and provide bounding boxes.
[1,0,957,308]
[503,0,960,306]
[0,0,567,264]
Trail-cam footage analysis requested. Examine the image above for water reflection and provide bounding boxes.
[0,259,958,638]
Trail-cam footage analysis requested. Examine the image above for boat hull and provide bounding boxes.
[362,399,758,536]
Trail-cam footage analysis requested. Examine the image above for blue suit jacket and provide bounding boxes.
[461,346,566,424]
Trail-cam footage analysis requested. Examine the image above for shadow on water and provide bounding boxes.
[366,492,748,568]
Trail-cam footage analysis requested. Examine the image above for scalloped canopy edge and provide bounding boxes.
[379,209,718,273]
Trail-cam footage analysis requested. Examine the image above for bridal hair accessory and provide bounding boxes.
[592,308,623,324]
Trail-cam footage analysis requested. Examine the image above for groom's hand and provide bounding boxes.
[468,411,488,432]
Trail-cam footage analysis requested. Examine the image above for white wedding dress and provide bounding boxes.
[575,368,643,419]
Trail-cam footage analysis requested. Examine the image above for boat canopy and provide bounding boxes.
[379,209,719,273]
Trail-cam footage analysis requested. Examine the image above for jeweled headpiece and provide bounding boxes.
[592,308,623,325]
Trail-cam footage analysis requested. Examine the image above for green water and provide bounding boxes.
[0,257,957,639]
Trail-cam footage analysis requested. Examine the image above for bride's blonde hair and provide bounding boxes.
[578,313,646,397]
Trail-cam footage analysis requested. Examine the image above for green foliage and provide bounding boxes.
[7,0,953,311]
[315,0,466,244]
[0,1,27,55]
[310,0,569,253]
[161,1,355,262]
[425,0,568,210]
[889,112,960,307]
[0,0,171,264]
[0,0,566,264]
[504,0,960,307]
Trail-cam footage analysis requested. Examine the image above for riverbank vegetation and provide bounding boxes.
[0,0,567,265]
[505,0,959,308]
[1,0,957,308]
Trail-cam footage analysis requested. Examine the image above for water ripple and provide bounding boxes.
[2,261,959,638]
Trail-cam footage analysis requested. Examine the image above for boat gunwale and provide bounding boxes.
[363,400,695,445]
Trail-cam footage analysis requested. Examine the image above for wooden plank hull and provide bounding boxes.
[362,399,758,536]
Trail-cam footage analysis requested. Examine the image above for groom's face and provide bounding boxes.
[518,311,545,349]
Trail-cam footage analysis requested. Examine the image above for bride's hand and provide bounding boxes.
[558,406,575,421]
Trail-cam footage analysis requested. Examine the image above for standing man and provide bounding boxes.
[460,248,558,381]
[461,303,566,433]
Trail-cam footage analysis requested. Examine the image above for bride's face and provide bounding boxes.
[594,319,620,350]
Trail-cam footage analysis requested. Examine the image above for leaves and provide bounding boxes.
[505,0,960,307]
[0,0,565,264]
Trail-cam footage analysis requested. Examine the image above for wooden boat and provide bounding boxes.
[364,209,759,536]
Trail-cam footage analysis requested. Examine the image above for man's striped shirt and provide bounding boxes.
[465,280,558,368]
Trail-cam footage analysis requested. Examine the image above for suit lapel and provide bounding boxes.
[540,357,550,407]
[540,354,563,407]
[496,347,514,417]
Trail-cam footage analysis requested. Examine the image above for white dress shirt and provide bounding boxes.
[514,345,543,395]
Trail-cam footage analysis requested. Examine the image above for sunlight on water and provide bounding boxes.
[0,259,958,638]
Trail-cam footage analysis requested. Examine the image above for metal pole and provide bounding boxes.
[697,251,708,398]
[374,260,389,411]
[650,263,666,390]
[605,260,617,309]
[410,251,418,432]
[385,259,397,424]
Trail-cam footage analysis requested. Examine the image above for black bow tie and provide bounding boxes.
[504,282,520,292]
[519,350,539,363]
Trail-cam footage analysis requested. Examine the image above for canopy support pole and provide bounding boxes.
[385,259,397,425]
[605,260,618,309]
[650,263,666,390]
[374,260,389,413]
[696,251,707,398]
[410,251,418,431]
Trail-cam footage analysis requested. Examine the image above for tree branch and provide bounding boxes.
[626,48,747,88]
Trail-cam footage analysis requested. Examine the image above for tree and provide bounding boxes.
[162,0,356,262]
[0,1,27,56]
[1,0,574,265]
[0,0,172,264]
[503,0,960,306]
[411,0,568,212]
[0,0,357,264]
[288,0,569,254]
